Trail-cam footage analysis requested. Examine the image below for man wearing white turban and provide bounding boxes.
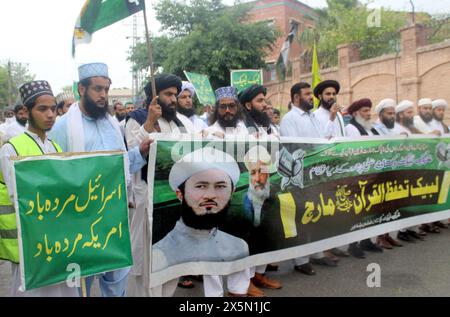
[395,100,421,135]
[177,81,208,133]
[413,98,442,135]
[151,148,251,297]
[373,99,399,135]
[242,145,282,295]
[430,99,449,134]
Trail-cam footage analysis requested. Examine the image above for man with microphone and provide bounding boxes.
[313,80,346,139]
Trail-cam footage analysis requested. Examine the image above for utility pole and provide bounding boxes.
[410,0,416,25]
[126,13,144,102]
[7,61,12,107]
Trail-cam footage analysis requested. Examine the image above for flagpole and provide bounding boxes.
[142,2,154,297]
[142,2,157,96]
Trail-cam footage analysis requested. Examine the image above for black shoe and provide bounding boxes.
[397,231,415,242]
[310,256,338,267]
[359,239,383,253]
[177,276,195,289]
[406,230,424,241]
[434,221,448,229]
[294,263,316,276]
[266,264,279,272]
[329,247,350,257]
[348,242,366,258]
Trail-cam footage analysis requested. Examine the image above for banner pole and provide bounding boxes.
[142,2,157,96]
[81,277,87,297]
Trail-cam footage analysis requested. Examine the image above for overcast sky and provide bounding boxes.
[0,0,448,94]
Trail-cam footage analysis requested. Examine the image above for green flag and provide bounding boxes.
[72,81,80,101]
[184,71,216,106]
[312,42,321,109]
[72,0,145,57]
[230,69,263,93]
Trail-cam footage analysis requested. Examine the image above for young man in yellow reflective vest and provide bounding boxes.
[0,80,78,297]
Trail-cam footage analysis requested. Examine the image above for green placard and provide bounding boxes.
[230,69,263,92]
[14,152,132,291]
[184,71,216,106]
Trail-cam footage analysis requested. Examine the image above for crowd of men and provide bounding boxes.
[0,62,449,297]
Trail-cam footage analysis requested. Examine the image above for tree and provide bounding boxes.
[0,61,35,108]
[128,0,278,89]
[154,0,225,37]
[298,1,408,69]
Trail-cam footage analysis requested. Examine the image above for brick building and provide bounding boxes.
[247,0,318,83]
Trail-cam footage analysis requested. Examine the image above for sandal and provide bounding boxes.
[428,224,441,233]
[434,221,448,229]
[177,276,195,289]
[420,224,437,233]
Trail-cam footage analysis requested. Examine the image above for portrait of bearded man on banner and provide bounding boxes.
[152,147,249,273]
[243,145,277,228]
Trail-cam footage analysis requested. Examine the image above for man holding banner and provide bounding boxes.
[280,82,338,275]
[0,80,77,297]
[205,87,248,139]
[239,84,279,137]
[49,63,150,297]
[124,74,194,296]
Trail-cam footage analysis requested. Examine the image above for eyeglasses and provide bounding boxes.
[218,103,238,111]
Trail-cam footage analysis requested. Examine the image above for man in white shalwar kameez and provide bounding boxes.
[49,63,150,297]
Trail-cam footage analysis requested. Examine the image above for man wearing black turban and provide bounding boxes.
[313,80,346,138]
[124,73,194,296]
[239,84,278,136]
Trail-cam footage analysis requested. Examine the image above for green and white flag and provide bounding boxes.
[72,0,145,57]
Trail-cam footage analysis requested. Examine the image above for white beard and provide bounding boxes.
[5,117,15,124]
[248,182,270,227]
[355,114,373,131]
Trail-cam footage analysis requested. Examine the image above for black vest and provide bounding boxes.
[349,118,379,136]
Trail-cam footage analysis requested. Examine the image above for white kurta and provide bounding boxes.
[152,220,250,297]
[1,121,27,143]
[189,115,208,133]
[429,119,449,135]
[394,123,413,136]
[279,105,328,263]
[314,107,346,137]
[373,120,402,136]
[345,123,375,137]
[205,121,249,139]
[280,106,330,138]
[0,130,79,297]
[413,115,434,134]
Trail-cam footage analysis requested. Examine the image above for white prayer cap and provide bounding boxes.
[178,81,196,98]
[395,100,414,114]
[56,92,75,104]
[78,63,109,81]
[418,98,433,107]
[244,145,276,173]
[375,98,396,114]
[169,148,240,191]
[432,99,448,109]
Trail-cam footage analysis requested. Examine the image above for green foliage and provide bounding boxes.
[155,0,225,37]
[300,3,449,72]
[299,1,407,69]
[128,0,279,89]
[0,61,35,108]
